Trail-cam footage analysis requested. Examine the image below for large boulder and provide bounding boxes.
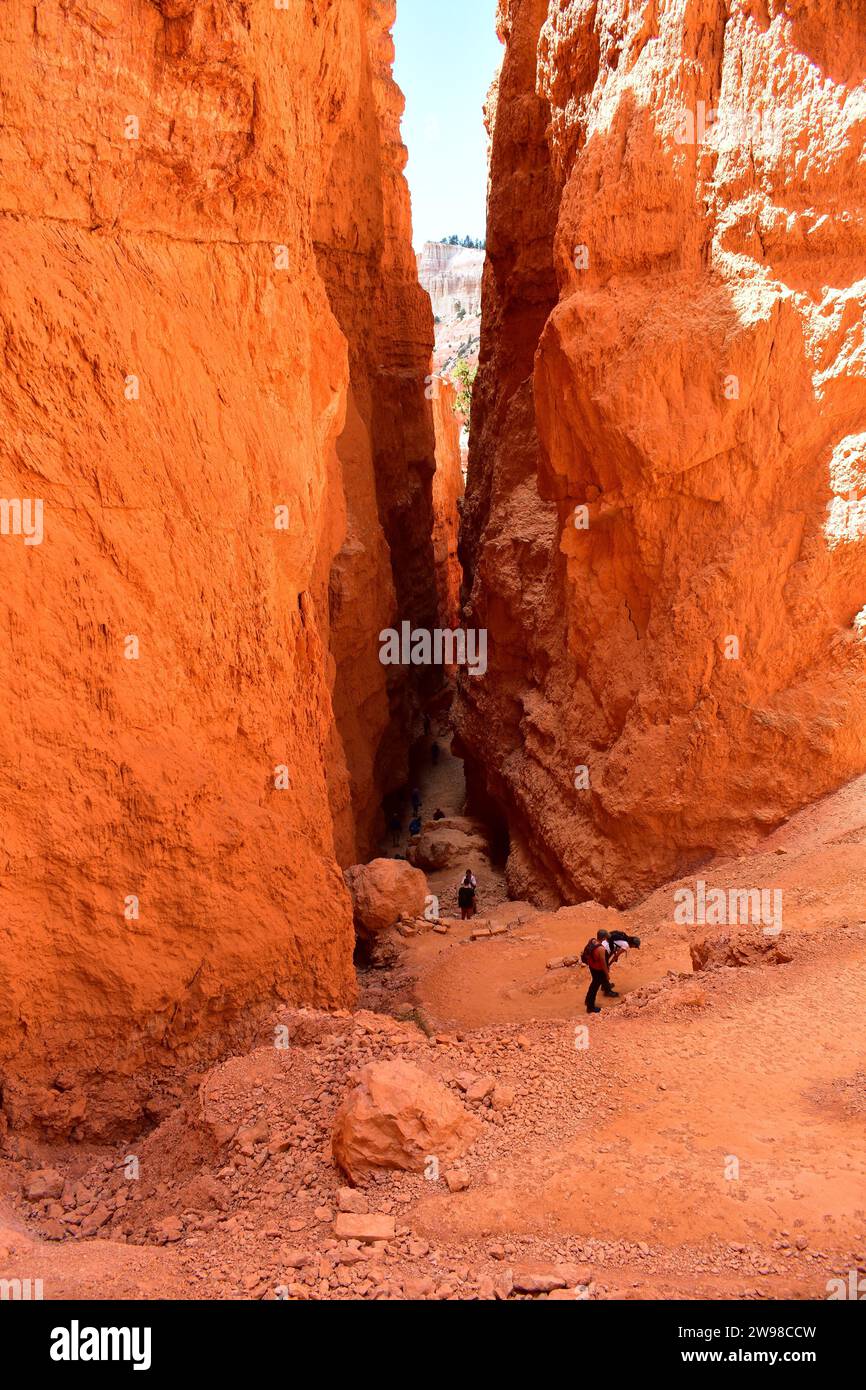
[690,932,793,971]
[343,858,428,941]
[332,1059,480,1182]
[407,817,490,873]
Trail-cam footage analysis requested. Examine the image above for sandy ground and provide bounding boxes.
[2,756,865,1301]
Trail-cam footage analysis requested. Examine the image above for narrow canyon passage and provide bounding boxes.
[0,0,864,1315]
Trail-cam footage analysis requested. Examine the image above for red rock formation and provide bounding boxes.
[343,857,427,943]
[332,1058,480,1182]
[430,375,465,633]
[0,0,440,1136]
[457,0,866,907]
[319,0,443,865]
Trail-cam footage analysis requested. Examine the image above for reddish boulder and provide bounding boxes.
[332,1059,479,1182]
[690,933,794,971]
[343,859,428,941]
[23,1169,64,1203]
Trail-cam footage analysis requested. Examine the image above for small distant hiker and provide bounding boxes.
[409,814,422,837]
[389,810,401,847]
[423,713,431,737]
[411,787,421,815]
[457,869,477,920]
[582,929,612,1014]
[433,807,446,821]
[431,741,440,766]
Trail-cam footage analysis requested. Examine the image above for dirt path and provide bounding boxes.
[5,778,865,1301]
[376,730,467,859]
[389,782,866,1291]
[375,728,509,920]
[408,936,866,1265]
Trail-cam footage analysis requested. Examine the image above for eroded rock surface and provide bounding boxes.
[456,0,866,907]
[0,0,442,1134]
[430,375,465,632]
[690,933,793,972]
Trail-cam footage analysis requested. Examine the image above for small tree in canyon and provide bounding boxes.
[453,359,477,418]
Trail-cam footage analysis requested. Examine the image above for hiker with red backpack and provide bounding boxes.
[581,929,614,1014]
[581,928,641,1010]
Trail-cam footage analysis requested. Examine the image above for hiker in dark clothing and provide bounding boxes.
[408,815,422,836]
[423,713,431,737]
[389,811,401,847]
[433,808,446,820]
[584,930,611,1014]
[411,787,421,815]
[457,869,477,920]
[431,741,440,766]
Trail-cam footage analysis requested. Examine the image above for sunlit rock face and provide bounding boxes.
[0,0,440,1136]
[456,0,866,908]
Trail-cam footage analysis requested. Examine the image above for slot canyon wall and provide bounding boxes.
[457,0,866,907]
[0,0,452,1138]
[431,377,466,632]
[316,0,455,867]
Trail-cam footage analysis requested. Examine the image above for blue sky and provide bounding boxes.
[393,0,502,249]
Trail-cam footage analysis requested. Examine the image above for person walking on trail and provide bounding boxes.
[388,810,401,848]
[582,929,612,1014]
[457,869,477,920]
[431,741,440,766]
[408,814,422,837]
[411,787,421,816]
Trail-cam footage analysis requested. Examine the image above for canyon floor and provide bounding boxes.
[2,746,864,1301]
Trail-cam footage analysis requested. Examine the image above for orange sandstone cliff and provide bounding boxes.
[431,376,465,634]
[0,0,440,1137]
[457,0,866,907]
[317,0,446,866]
